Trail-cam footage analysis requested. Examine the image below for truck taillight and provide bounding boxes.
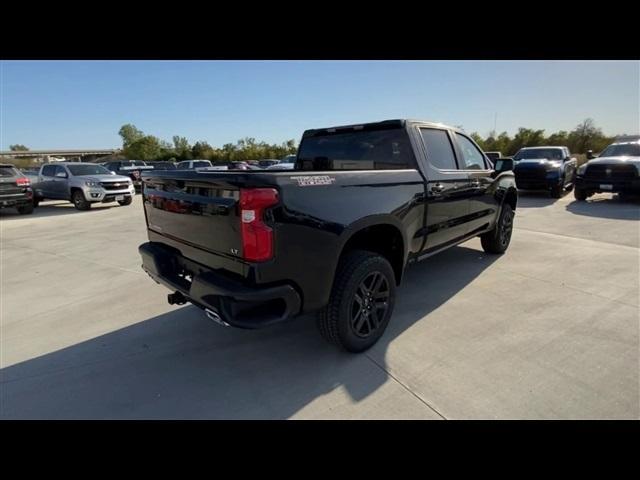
[16,177,30,187]
[239,188,279,262]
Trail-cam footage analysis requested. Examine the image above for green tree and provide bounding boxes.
[567,119,613,154]
[124,135,163,161]
[118,124,145,148]
[9,144,29,151]
[172,136,192,160]
[192,141,214,160]
[508,128,546,153]
[547,130,569,147]
[470,133,486,150]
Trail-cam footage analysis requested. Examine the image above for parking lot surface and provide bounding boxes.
[1,192,638,419]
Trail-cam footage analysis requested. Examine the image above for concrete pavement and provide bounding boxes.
[1,191,638,419]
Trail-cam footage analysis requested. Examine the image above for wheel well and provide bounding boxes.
[70,187,82,200]
[340,224,404,285]
[505,188,517,211]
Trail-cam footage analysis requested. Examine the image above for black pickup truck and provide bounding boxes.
[139,120,518,352]
[104,160,154,191]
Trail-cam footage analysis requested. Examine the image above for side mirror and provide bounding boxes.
[55,171,68,178]
[110,171,117,175]
[494,158,514,174]
[586,150,595,160]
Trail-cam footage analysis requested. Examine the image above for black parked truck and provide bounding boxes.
[139,120,518,352]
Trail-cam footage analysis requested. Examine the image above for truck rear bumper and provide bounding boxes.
[0,193,33,208]
[139,242,302,329]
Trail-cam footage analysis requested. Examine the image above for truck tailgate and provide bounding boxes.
[142,171,243,259]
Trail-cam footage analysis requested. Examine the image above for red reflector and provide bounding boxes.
[239,188,278,262]
[16,177,30,186]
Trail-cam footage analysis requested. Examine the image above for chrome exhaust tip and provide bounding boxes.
[205,308,230,327]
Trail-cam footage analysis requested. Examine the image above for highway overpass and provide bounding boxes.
[0,149,118,162]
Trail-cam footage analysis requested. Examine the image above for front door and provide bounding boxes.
[50,165,69,199]
[452,132,501,236]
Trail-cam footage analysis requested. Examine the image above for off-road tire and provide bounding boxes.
[480,203,514,254]
[317,250,396,353]
[72,190,91,211]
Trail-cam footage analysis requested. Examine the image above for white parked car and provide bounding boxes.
[266,155,297,170]
[176,160,213,169]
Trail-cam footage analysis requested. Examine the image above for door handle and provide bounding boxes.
[470,179,481,188]
[431,183,445,194]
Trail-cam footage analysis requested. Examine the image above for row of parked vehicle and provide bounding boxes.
[486,137,640,200]
[0,154,299,213]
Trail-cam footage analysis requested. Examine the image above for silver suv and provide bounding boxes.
[33,163,135,210]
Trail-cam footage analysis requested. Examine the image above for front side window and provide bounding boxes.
[420,128,458,170]
[298,127,416,170]
[42,165,56,177]
[54,166,68,177]
[455,133,487,170]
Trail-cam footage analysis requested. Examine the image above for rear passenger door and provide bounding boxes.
[417,127,472,252]
[452,132,500,236]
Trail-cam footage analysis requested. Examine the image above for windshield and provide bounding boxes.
[67,164,112,176]
[514,148,564,161]
[599,143,640,157]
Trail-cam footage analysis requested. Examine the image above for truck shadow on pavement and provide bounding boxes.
[1,245,498,419]
[516,190,564,208]
[565,195,640,221]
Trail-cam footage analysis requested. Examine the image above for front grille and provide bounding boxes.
[584,164,637,181]
[515,167,547,182]
[101,182,130,190]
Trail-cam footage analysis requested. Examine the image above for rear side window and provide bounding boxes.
[42,165,56,177]
[455,133,487,170]
[420,128,458,170]
[298,127,416,170]
[0,166,19,177]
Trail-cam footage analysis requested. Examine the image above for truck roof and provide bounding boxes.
[302,119,462,137]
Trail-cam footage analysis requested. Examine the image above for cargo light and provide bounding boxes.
[239,188,278,262]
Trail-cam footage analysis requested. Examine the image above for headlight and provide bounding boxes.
[85,181,101,187]
[577,164,587,175]
[548,161,562,168]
